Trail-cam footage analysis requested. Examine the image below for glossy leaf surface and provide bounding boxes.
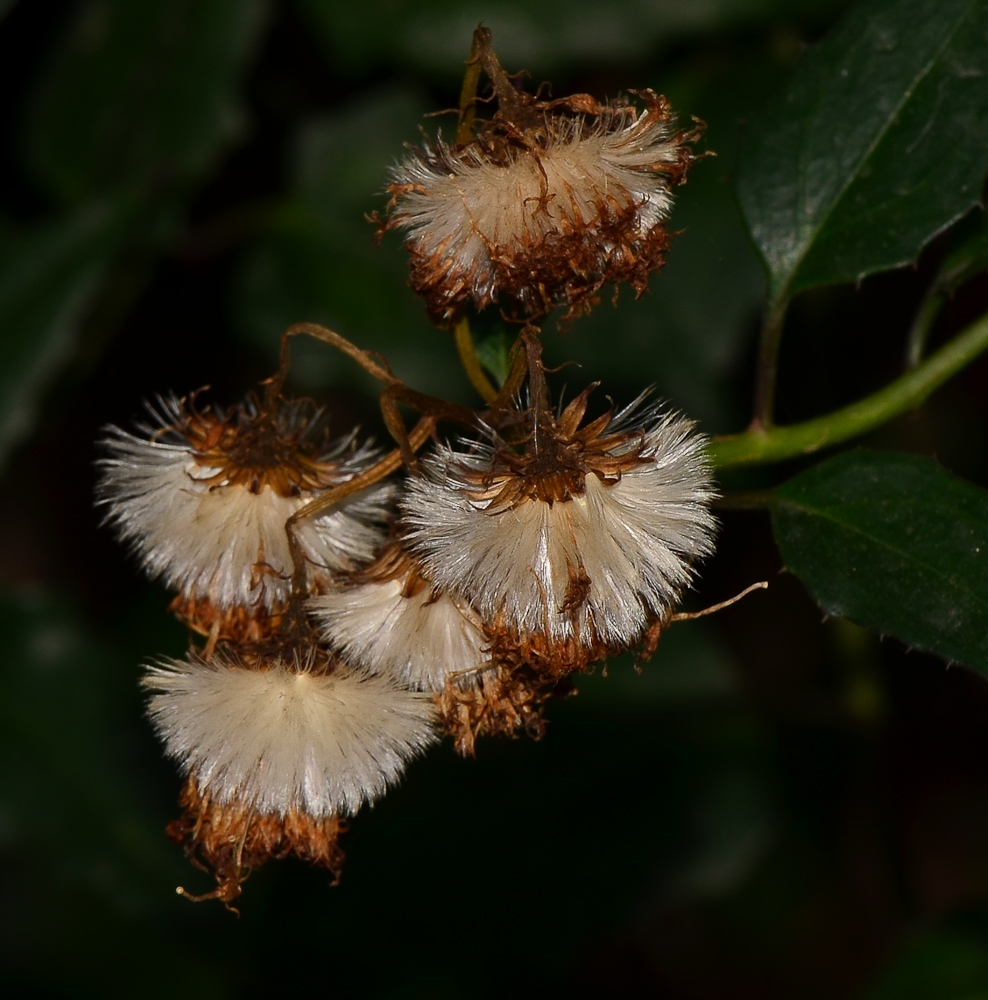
[737,0,988,309]
[772,449,988,672]
[0,199,134,469]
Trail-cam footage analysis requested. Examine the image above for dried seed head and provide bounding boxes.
[167,775,347,907]
[97,394,392,619]
[401,391,718,666]
[310,540,489,692]
[378,30,702,326]
[142,647,438,819]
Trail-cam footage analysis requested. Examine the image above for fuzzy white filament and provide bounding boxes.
[311,577,489,691]
[143,654,438,818]
[97,397,392,609]
[402,410,717,647]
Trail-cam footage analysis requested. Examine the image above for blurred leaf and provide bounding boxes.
[737,0,988,311]
[24,0,265,205]
[772,449,988,672]
[0,589,179,905]
[862,928,988,1000]
[574,622,739,711]
[0,198,135,470]
[665,768,776,899]
[0,587,235,994]
[295,0,846,76]
[233,85,466,399]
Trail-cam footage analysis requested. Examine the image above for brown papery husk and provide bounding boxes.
[167,775,346,908]
[437,662,566,757]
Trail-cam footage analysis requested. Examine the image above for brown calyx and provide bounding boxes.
[402,208,675,328]
[438,662,557,757]
[177,395,347,498]
[460,385,651,508]
[167,775,346,908]
[170,587,338,663]
[486,614,614,686]
[169,592,286,646]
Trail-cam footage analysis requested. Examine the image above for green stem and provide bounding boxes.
[449,33,500,403]
[710,309,988,469]
[457,28,487,143]
[903,287,943,370]
[454,317,498,402]
[750,299,788,431]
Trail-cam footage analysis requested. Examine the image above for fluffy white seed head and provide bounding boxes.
[310,550,489,691]
[379,31,700,325]
[97,395,392,610]
[143,652,438,818]
[402,405,718,649]
[392,106,680,278]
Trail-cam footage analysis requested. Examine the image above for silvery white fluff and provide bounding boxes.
[97,396,392,609]
[389,106,682,306]
[142,653,438,817]
[311,577,489,691]
[401,407,717,648]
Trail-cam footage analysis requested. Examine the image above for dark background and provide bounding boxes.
[3,1,988,997]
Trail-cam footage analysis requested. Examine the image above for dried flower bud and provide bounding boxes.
[144,647,437,903]
[377,29,702,325]
[97,394,392,633]
[310,539,489,692]
[402,390,717,676]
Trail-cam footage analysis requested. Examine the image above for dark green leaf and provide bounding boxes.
[772,449,988,673]
[737,0,988,309]
[24,0,265,205]
[0,198,135,470]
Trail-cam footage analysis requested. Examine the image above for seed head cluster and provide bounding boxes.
[97,29,720,905]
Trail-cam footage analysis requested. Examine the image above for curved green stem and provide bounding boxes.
[710,309,988,469]
[454,317,498,402]
[457,29,488,143]
[904,286,944,370]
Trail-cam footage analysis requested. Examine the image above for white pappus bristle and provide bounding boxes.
[385,93,688,322]
[96,396,393,609]
[395,114,679,289]
[402,410,718,647]
[142,653,438,818]
[311,577,489,691]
